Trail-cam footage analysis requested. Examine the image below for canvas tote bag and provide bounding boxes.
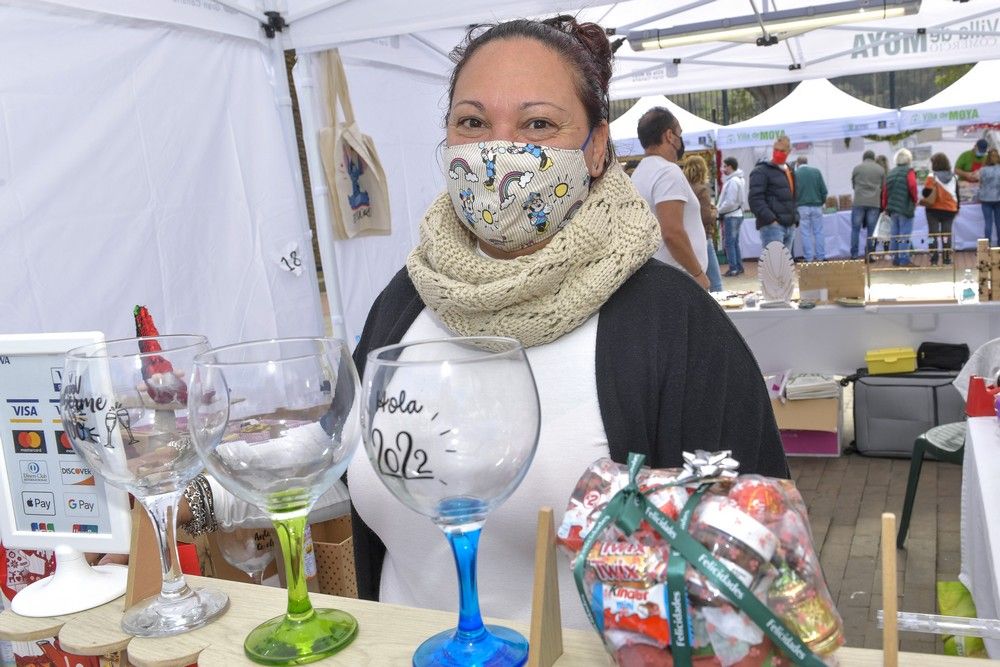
[319,50,391,239]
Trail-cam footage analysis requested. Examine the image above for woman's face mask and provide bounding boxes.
[444,138,593,252]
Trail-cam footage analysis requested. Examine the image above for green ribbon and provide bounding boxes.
[573,453,826,667]
[666,484,710,666]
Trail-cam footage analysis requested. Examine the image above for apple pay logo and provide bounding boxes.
[22,491,55,516]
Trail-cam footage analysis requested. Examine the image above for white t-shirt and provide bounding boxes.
[631,155,709,271]
[348,308,611,630]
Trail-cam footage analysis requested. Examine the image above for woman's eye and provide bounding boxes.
[458,117,485,129]
[528,119,553,130]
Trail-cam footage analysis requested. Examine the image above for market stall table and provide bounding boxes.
[0,575,996,665]
[961,416,1000,659]
[727,301,1000,375]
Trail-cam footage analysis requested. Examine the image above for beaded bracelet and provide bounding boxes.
[180,474,218,536]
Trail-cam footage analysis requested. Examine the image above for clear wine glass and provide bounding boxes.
[361,337,540,667]
[61,335,229,637]
[188,337,361,665]
[216,525,275,585]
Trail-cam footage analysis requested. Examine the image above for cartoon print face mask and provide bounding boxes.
[444,139,592,252]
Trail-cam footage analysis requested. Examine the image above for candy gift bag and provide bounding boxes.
[557,452,844,667]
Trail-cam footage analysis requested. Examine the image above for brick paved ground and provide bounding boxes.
[788,454,963,655]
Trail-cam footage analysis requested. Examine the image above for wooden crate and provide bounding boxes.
[798,259,866,303]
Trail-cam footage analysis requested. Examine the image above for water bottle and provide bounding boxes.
[960,269,977,303]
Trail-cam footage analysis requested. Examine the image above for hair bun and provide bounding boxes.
[542,15,613,90]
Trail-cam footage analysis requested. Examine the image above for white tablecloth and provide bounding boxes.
[960,416,1000,658]
[738,207,987,259]
[727,301,1000,376]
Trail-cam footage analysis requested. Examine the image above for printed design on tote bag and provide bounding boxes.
[344,144,370,211]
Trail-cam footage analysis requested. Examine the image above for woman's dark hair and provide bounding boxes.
[448,16,615,167]
[930,152,951,172]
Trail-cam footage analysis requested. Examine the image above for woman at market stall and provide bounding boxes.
[682,154,723,291]
[346,15,788,630]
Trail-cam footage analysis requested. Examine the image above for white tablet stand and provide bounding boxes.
[10,545,127,617]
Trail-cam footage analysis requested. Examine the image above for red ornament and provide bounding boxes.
[729,480,785,523]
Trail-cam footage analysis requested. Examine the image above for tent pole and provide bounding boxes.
[267,36,347,341]
[290,51,350,343]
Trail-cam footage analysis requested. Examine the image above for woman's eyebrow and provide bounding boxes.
[452,100,486,111]
[520,101,567,112]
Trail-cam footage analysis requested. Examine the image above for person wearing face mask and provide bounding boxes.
[956,138,990,183]
[346,16,787,630]
[749,135,799,253]
[630,108,710,289]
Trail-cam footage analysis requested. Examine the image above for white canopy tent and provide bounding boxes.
[4,0,999,348]
[901,59,1000,130]
[610,95,721,157]
[716,78,899,149]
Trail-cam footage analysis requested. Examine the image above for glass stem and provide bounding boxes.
[141,490,192,601]
[447,527,487,641]
[274,515,315,622]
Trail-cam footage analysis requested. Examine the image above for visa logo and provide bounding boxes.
[11,405,38,417]
[0,356,9,365]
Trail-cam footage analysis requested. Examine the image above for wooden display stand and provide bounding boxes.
[865,233,958,305]
[0,510,995,665]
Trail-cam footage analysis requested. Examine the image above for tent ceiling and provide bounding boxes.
[29,0,1000,96]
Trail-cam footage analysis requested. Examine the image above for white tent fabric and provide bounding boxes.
[590,0,1000,99]
[716,79,899,149]
[0,2,324,344]
[901,59,1000,130]
[6,0,1000,350]
[610,95,721,157]
[276,1,1000,100]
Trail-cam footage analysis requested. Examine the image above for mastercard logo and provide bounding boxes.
[11,430,47,454]
[56,430,74,454]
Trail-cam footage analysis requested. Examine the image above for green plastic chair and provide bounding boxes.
[896,421,967,549]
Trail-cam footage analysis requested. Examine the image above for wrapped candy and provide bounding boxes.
[558,453,842,667]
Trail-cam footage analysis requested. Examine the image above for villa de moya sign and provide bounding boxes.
[717,118,891,148]
[850,18,999,59]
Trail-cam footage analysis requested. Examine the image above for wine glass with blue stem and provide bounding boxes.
[361,337,540,667]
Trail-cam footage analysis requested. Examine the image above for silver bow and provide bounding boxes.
[676,449,740,484]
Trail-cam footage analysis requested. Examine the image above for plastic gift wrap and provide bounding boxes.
[557,452,843,667]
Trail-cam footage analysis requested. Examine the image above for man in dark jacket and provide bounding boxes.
[749,135,798,253]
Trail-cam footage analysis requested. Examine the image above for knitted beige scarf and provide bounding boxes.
[407,163,660,347]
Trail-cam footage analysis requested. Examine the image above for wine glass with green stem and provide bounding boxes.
[188,337,361,665]
[360,337,540,667]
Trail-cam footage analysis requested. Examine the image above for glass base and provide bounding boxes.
[121,586,229,637]
[413,625,528,667]
[244,608,358,666]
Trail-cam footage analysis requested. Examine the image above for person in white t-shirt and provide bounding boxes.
[629,107,710,289]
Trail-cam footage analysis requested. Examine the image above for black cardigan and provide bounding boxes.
[350,260,788,601]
